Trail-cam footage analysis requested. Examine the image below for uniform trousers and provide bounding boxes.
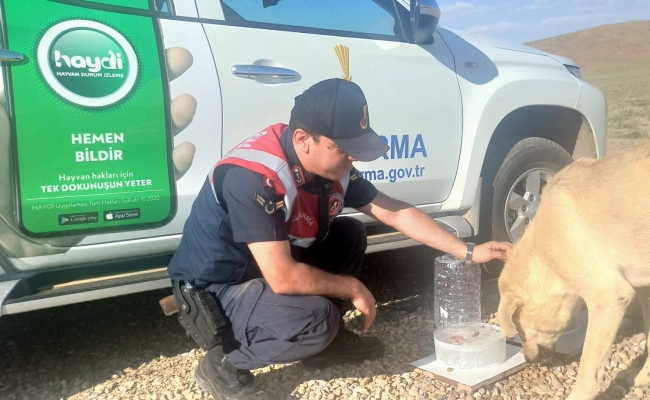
[206,217,367,370]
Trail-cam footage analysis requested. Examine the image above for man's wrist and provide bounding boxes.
[449,240,468,261]
[465,242,475,263]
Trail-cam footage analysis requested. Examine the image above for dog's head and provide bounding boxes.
[497,251,575,364]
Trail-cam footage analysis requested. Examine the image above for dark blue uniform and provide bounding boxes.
[168,127,378,370]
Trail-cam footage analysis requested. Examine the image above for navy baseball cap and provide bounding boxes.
[290,78,389,162]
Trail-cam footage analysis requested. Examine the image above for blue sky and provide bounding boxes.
[436,0,650,43]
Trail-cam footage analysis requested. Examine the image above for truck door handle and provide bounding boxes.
[231,65,297,79]
[0,49,25,63]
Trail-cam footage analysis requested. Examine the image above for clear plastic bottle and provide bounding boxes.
[434,254,481,332]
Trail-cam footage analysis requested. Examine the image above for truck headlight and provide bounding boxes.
[565,65,584,80]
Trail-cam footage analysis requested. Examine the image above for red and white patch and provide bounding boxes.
[263,177,274,188]
[328,193,344,219]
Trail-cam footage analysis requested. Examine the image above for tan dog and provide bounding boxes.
[497,138,650,400]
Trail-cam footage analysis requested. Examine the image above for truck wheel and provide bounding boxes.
[489,137,572,244]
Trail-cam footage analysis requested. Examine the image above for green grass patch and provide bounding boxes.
[585,63,650,139]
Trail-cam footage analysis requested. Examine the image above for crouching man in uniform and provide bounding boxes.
[167,78,512,399]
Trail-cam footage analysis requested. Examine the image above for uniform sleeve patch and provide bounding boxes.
[263,177,275,188]
[255,193,285,215]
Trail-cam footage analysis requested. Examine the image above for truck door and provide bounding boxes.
[0,0,223,257]
[193,0,463,208]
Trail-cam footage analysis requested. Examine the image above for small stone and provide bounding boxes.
[620,354,632,365]
[364,360,372,366]
[360,378,372,387]
[354,387,370,396]
[566,369,576,376]
[94,384,105,393]
[536,385,553,395]
[634,388,644,397]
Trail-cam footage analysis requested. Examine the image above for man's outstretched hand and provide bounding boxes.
[472,241,513,264]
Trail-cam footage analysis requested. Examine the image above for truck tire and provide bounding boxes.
[488,137,573,245]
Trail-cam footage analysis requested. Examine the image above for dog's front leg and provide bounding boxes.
[567,288,635,400]
[633,286,650,387]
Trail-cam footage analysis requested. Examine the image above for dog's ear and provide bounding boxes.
[497,295,521,338]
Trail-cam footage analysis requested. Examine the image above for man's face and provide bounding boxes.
[303,133,355,181]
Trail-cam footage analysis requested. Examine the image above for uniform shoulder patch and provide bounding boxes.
[350,168,362,181]
[254,193,285,215]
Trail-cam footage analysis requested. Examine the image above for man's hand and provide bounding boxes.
[472,241,513,264]
[350,282,377,334]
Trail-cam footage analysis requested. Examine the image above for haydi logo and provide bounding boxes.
[38,20,138,107]
[53,49,124,73]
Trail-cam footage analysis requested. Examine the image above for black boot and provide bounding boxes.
[194,346,271,400]
[300,317,385,371]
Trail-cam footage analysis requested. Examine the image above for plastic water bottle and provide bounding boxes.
[434,254,481,332]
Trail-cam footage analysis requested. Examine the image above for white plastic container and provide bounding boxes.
[434,323,507,369]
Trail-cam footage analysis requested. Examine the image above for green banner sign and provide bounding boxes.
[5,0,176,237]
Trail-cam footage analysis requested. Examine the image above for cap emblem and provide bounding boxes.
[360,104,368,129]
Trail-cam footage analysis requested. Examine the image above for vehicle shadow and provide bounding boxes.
[0,246,444,400]
[0,288,195,400]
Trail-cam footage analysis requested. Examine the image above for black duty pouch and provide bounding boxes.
[172,280,231,350]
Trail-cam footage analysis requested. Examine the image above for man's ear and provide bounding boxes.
[293,129,311,153]
[497,294,521,338]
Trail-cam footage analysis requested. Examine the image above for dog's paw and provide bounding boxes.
[566,386,600,400]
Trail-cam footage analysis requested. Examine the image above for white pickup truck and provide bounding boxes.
[0,0,607,316]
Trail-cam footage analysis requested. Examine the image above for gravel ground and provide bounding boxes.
[1,246,648,400]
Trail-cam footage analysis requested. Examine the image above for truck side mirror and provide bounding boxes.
[410,0,441,44]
